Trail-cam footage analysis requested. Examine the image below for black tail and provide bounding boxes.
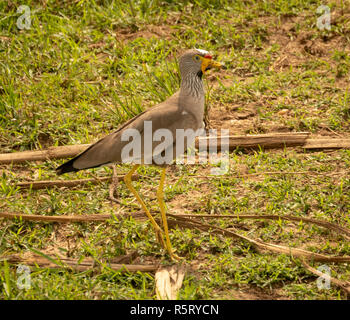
[56,140,112,175]
[56,157,80,175]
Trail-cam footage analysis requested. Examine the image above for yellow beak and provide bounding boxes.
[201,57,222,73]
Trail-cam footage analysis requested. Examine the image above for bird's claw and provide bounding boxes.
[169,251,183,261]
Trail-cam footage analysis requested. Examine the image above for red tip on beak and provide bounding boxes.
[204,54,212,59]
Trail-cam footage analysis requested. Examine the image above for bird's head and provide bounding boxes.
[179,49,222,79]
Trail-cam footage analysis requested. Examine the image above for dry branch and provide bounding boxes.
[166,218,350,263]
[166,213,350,241]
[190,170,350,179]
[197,132,310,151]
[2,211,349,242]
[16,174,139,190]
[0,144,90,164]
[2,133,350,165]
[300,259,350,296]
[14,169,349,192]
[0,211,112,222]
[2,254,159,273]
[17,177,110,189]
[2,211,350,263]
[303,139,350,149]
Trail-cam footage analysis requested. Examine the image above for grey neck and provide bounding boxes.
[178,71,205,126]
[180,71,204,100]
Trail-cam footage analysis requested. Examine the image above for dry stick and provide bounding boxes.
[197,132,310,151]
[0,144,90,164]
[166,218,350,263]
[0,210,147,223]
[166,213,350,241]
[1,211,350,263]
[0,211,112,222]
[0,133,301,164]
[188,170,350,183]
[3,132,350,165]
[14,169,349,191]
[189,171,312,178]
[300,259,350,296]
[2,210,349,242]
[13,172,301,191]
[2,134,350,167]
[13,169,349,192]
[15,174,139,190]
[12,172,307,191]
[2,254,159,273]
[3,214,350,289]
[303,139,350,149]
[17,177,110,190]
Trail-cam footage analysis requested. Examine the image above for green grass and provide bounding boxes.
[1,0,350,300]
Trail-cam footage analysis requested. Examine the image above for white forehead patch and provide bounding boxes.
[195,48,209,56]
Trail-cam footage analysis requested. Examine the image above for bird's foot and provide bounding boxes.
[155,229,182,261]
[168,251,183,262]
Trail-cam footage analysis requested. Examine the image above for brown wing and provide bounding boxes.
[56,91,197,173]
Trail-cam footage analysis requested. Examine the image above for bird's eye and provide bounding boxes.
[193,55,200,62]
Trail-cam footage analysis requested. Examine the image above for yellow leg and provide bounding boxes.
[124,164,166,249]
[157,168,181,261]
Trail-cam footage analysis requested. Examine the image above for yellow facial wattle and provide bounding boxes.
[200,57,222,73]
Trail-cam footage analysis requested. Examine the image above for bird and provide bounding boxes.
[56,49,222,260]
